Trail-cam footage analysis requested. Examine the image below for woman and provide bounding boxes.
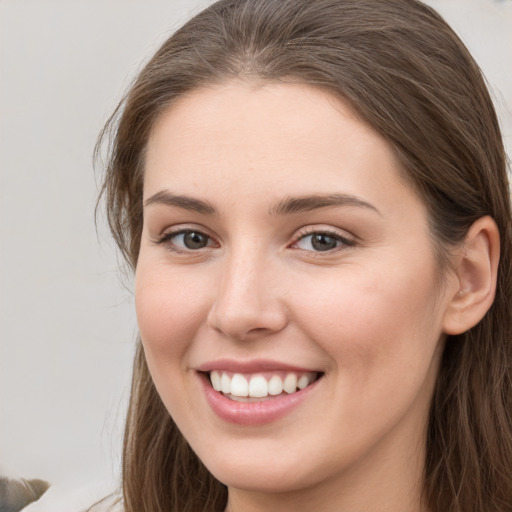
[96,0,512,510]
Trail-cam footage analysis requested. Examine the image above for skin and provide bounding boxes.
[135,81,463,512]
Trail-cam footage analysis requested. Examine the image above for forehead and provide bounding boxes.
[143,80,418,213]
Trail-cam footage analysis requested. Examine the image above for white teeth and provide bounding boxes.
[208,371,317,398]
[221,373,231,394]
[268,375,283,395]
[210,370,222,391]
[283,373,298,394]
[230,373,249,397]
[248,375,268,398]
[297,375,310,390]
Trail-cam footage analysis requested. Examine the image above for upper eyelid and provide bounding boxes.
[154,226,217,249]
[157,224,213,239]
[292,225,356,242]
[289,226,357,253]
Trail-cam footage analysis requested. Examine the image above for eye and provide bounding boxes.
[158,229,214,251]
[293,231,354,252]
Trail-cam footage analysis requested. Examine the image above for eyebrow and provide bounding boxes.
[269,193,380,216]
[144,191,217,215]
[143,190,379,217]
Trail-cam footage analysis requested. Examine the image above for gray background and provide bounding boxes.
[1,0,511,488]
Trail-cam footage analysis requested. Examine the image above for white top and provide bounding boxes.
[21,482,122,512]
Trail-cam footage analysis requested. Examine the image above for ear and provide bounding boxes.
[442,216,500,335]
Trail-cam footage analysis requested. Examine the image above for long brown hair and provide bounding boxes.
[96,0,512,510]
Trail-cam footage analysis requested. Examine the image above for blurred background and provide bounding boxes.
[1,0,511,490]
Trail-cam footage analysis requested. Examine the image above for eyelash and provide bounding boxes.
[292,229,356,253]
[154,228,217,254]
[154,227,356,254]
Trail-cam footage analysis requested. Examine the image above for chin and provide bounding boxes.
[196,441,330,494]
[209,462,310,494]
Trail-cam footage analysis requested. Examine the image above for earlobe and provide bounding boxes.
[442,216,500,335]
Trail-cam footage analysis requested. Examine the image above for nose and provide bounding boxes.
[207,248,288,341]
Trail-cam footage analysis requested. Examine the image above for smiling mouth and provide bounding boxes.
[206,370,322,402]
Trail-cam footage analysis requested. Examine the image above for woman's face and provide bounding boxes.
[136,82,457,501]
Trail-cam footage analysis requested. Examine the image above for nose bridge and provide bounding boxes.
[207,240,287,340]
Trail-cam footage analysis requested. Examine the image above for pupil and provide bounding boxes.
[184,231,208,249]
[312,234,337,251]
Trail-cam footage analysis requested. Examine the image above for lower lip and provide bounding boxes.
[200,373,320,426]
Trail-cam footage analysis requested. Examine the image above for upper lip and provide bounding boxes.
[196,358,321,374]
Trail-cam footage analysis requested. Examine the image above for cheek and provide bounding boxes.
[134,262,215,428]
[286,262,445,458]
[294,260,444,378]
[134,262,211,367]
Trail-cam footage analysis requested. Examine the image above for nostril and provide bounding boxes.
[207,308,288,341]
